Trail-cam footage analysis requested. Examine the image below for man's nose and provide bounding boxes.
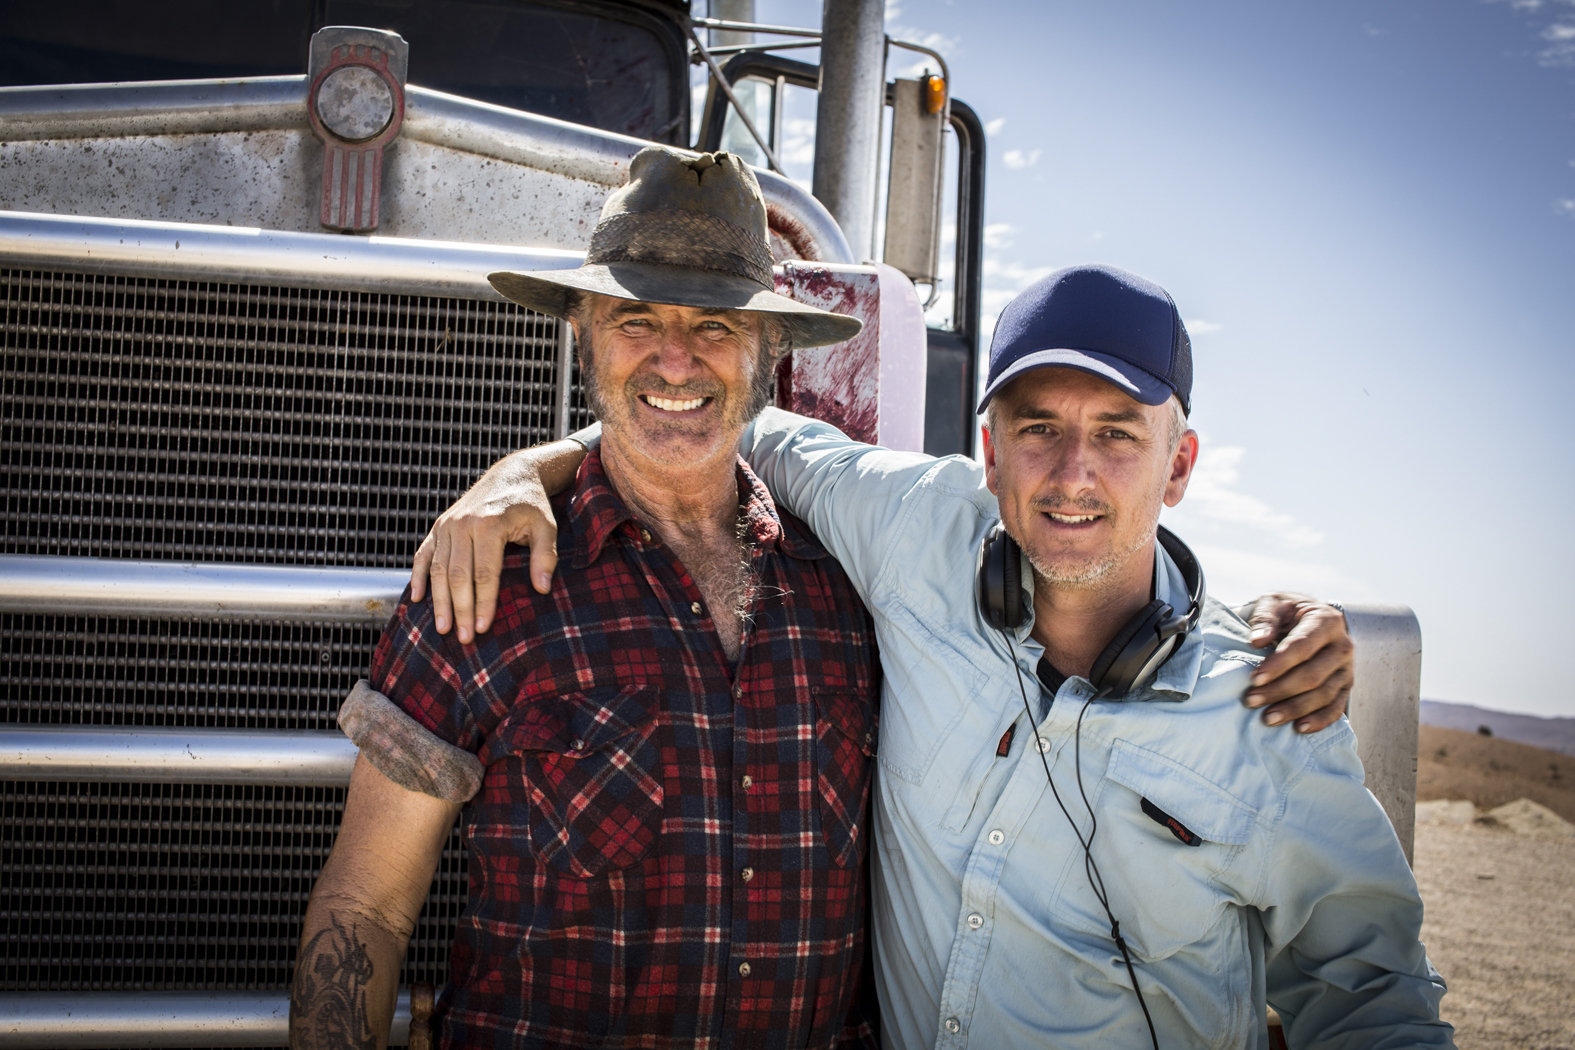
[1045,438,1096,492]
[650,330,704,383]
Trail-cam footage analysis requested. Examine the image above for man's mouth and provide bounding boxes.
[641,394,709,413]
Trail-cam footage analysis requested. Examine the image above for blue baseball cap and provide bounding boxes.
[976,264,1192,415]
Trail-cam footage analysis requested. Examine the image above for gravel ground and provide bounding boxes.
[1413,815,1575,1049]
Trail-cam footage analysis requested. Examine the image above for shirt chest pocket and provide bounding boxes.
[812,687,878,868]
[1050,739,1255,964]
[482,686,666,879]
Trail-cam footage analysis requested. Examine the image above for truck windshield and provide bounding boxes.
[0,0,688,143]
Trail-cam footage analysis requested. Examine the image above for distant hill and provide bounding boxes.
[1417,725,1575,823]
[1420,700,1575,757]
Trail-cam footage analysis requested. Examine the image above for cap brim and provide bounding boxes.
[488,262,863,349]
[975,348,1176,413]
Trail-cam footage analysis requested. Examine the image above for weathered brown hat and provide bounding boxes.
[488,147,863,349]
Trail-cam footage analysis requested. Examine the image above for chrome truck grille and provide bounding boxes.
[1,265,590,999]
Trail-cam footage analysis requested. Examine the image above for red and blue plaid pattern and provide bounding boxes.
[369,449,880,1049]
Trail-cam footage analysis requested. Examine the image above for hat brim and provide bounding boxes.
[975,347,1178,414]
[488,261,863,349]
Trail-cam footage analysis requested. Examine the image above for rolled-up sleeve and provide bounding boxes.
[339,679,483,803]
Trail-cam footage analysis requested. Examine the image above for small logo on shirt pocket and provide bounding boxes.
[1140,797,1203,846]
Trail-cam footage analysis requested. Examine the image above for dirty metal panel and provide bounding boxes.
[0,79,853,262]
[0,130,612,248]
[774,262,928,452]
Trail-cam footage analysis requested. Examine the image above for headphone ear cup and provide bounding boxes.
[978,526,1026,631]
[1089,600,1169,695]
[999,533,1023,629]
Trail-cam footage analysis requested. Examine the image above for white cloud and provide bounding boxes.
[886,23,958,79]
[1485,0,1575,63]
[780,117,817,169]
[1537,21,1575,63]
[979,257,1059,341]
[1003,148,1042,170]
[985,117,1007,136]
[1177,445,1325,549]
[983,222,1015,249]
[1543,21,1575,61]
[900,29,957,53]
[1556,198,1575,218]
[1185,318,1224,335]
[1162,536,1375,608]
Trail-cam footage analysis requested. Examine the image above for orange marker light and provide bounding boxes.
[923,74,947,114]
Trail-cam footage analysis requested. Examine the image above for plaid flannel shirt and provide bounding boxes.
[362,448,880,1049]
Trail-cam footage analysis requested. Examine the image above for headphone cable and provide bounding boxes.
[1006,634,1160,1050]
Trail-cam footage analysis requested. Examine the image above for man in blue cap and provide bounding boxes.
[411,264,1447,1046]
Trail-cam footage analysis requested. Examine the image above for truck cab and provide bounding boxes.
[0,1,985,1044]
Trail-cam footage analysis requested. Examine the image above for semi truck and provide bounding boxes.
[0,2,1419,1046]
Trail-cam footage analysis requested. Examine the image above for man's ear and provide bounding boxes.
[982,423,1000,496]
[1163,430,1200,507]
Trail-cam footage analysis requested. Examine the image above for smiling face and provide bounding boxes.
[574,294,779,469]
[983,367,1197,600]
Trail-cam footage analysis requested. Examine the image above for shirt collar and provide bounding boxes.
[566,445,828,569]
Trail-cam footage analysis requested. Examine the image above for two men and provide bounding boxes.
[294,145,1372,1048]
[448,262,1451,1046]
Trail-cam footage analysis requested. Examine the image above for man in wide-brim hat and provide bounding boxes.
[290,145,883,1050]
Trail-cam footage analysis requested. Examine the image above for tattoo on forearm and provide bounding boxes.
[290,915,380,1050]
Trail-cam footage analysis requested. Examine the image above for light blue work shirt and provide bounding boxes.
[741,408,1451,1050]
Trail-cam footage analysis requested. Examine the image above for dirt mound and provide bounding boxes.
[1416,724,1575,823]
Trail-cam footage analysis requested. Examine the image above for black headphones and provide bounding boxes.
[977,522,1205,698]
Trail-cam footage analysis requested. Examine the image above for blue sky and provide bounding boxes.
[733,0,1575,719]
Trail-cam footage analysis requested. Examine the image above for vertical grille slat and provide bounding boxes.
[1,265,586,996]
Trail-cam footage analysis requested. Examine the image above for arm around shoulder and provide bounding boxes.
[290,753,461,1050]
[739,407,982,592]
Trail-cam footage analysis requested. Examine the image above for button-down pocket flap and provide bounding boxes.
[483,686,664,878]
[1105,739,1255,847]
[494,685,655,757]
[813,687,877,755]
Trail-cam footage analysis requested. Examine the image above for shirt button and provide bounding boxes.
[1037,736,1051,753]
[640,528,652,543]
[988,829,1005,845]
[741,866,755,882]
[738,961,752,977]
[944,1017,961,1034]
[570,738,585,752]
[741,774,753,790]
[966,913,983,929]
[691,601,703,615]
